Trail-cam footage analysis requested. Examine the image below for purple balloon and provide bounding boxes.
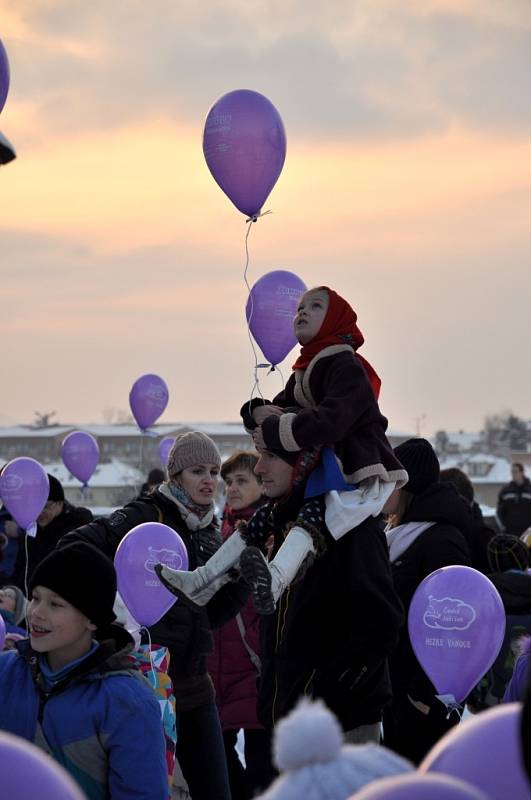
[0,615,5,651]
[0,458,49,531]
[61,431,100,486]
[351,773,488,800]
[158,437,175,467]
[246,270,307,366]
[0,731,84,799]
[129,374,169,431]
[421,704,529,800]
[0,40,10,115]
[203,89,287,218]
[408,566,506,703]
[114,522,189,627]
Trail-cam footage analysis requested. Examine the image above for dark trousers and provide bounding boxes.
[383,694,461,765]
[223,728,276,800]
[177,702,232,800]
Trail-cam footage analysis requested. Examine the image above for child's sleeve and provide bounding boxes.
[102,676,169,800]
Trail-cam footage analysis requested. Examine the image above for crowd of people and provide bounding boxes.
[0,285,530,799]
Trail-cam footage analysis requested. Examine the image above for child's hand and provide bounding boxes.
[252,405,284,425]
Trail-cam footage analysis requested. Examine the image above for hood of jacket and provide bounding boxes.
[402,481,470,531]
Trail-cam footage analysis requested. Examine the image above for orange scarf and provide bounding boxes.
[292,287,381,400]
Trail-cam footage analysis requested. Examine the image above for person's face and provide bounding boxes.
[28,585,96,671]
[512,466,525,485]
[0,587,16,614]
[293,289,330,345]
[383,488,401,516]
[37,500,64,527]
[177,463,220,505]
[224,469,263,511]
[254,451,293,498]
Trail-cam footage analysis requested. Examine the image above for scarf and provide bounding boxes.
[165,481,214,526]
[292,286,381,400]
[221,498,265,541]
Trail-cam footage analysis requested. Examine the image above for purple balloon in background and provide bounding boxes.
[408,566,506,703]
[158,437,175,467]
[0,615,5,650]
[421,704,529,800]
[246,270,307,365]
[61,431,100,485]
[0,40,10,115]
[129,374,169,431]
[352,773,488,800]
[203,89,287,218]
[0,458,49,531]
[114,522,189,627]
[0,731,84,799]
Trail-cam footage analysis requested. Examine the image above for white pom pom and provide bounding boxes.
[274,699,343,772]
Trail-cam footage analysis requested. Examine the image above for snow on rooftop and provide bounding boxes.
[46,459,143,488]
[0,422,248,439]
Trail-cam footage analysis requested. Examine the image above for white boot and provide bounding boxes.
[240,526,316,614]
[155,530,247,608]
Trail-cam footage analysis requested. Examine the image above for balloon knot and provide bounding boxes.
[246,209,272,224]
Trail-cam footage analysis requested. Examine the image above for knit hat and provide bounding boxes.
[167,432,221,478]
[47,474,65,503]
[256,699,412,800]
[487,534,529,573]
[3,584,27,626]
[393,438,439,495]
[28,542,117,628]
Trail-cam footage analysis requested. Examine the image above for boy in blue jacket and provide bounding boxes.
[0,542,169,800]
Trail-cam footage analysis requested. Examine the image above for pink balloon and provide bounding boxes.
[349,773,488,800]
[129,374,169,431]
[61,431,100,486]
[114,522,189,627]
[0,458,49,532]
[408,566,506,702]
[158,437,175,467]
[0,615,5,650]
[420,704,529,800]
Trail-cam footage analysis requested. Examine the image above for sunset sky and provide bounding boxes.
[1,0,530,436]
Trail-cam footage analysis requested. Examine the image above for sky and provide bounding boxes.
[1,0,530,437]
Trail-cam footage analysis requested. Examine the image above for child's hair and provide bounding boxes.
[440,467,474,504]
[221,451,261,483]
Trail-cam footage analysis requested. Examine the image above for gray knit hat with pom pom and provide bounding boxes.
[256,699,412,800]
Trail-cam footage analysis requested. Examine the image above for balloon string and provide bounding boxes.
[140,626,157,689]
[138,434,145,495]
[24,533,30,623]
[243,220,266,415]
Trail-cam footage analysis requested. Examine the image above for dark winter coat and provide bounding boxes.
[388,482,471,705]
[60,486,249,711]
[208,503,264,731]
[497,478,531,537]
[12,501,93,590]
[256,490,404,732]
[459,500,495,574]
[241,346,407,487]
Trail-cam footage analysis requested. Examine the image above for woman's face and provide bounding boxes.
[177,463,220,505]
[224,469,263,511]
[0,587,16,614]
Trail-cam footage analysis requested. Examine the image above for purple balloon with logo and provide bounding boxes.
[61,431,100,485]
[246,270,307,366]
[158,437,175,467]
[352,773,488,800]
[408,566,505,703]
[203,89,287,218]
[0,615,5,651]
[0,458,49,531]
[114,522,189,627]
[129,374,169,431]
[421,704,528,800]
[0,731,85,799]
[0,40,10,115]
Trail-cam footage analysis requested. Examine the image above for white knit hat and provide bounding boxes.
[257,699,412,800]
[167,432,221,478]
